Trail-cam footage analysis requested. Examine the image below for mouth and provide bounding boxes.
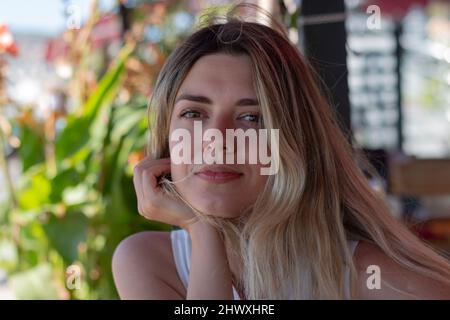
[194,165,243,183]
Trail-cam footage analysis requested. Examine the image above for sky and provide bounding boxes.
[0,0,116,36]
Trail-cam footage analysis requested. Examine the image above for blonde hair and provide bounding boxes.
[147,3,450,299]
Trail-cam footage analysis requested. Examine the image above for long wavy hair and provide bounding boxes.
[147,4,450,299]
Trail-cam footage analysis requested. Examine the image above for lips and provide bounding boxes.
[194,165,243,183]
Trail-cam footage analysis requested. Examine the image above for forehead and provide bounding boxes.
[177,53,256,98]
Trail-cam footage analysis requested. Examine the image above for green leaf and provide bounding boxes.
[49,167,85,203]
[18,124,45,171]
[17,167,51,210]
[83,45,134,118]
[55,45,134,161]
[43,212,89,264]
[16,221,48,267]
[110,107,147,144]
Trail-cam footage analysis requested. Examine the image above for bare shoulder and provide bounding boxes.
[112,230,187,299]
[353,241,450,299]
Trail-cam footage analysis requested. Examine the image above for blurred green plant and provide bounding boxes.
[0,1,201,299]
[1,43,172,299]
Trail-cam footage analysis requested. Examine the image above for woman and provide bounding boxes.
[112,4,450,299]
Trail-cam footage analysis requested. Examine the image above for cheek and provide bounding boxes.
[168,126,196,160]
[170,163,189,181]
[250,168,269,194]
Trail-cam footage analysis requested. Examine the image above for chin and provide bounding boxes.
[193,201,244,218]
[173,179,245,217]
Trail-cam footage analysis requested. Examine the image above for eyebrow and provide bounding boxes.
[175,94,259,106]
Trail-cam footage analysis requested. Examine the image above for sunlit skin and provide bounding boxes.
[168,54,269,218]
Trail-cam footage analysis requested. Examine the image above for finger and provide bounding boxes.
[134,157,171,216]
[145,163,171,188]
[139,162,172,218]
[133,165,145,214]
[134,157,169,200]
[140,163,171,213]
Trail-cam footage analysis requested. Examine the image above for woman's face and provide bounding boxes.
[168,53,269,218]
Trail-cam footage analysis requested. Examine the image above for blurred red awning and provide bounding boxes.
[45,13,121,63]
[90,13,121,49]
[45,35,68,62]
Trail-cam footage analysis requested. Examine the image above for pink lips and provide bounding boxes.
[194,166,243,183]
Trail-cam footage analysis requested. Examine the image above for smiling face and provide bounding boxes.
[168,53,269,218]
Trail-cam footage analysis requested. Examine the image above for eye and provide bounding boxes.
[179,109,202,119]
[239,113,261,123]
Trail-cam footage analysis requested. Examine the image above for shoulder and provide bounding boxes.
[112,231,186,299]
[353,241,450,299]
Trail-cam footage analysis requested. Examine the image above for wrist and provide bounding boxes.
[186,220,221,242]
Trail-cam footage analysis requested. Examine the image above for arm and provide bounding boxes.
[354,241,450,299]
[185,221,234,300]
[112,231,186,299]
[128,157,233,299]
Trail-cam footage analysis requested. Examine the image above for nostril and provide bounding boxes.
[204,140,234,154]
[224,143,234,154]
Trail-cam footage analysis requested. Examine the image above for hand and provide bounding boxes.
[133,156,198,229]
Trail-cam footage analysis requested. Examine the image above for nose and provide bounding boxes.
[203,137,234,155]
[205,112,235,137]
[202,113,235,154]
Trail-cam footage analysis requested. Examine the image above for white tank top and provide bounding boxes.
[170,228,359,299]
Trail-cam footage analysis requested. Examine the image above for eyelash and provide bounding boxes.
[179,110,202,119]
[239,114,260,123]
[179,109,261,123]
